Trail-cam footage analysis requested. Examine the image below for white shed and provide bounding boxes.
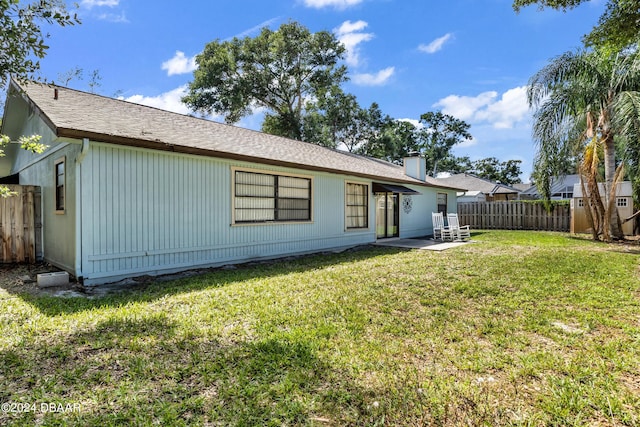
[571,181,635,236]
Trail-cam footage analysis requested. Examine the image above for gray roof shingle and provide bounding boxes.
[12,80,458,190]
[435,173,521,195]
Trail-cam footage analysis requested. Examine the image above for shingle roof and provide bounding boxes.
[511,183,533,192]
[11,80,458,190]
[522,174,581,197]
[435,173,521,195]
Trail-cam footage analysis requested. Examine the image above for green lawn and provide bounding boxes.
[1,231,639,426]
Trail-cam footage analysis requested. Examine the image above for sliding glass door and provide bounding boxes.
[375,193,399,239]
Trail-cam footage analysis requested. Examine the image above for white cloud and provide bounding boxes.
[335,20,367,34]
[124,86,192,115]
[475,86,530,129]
[162,51,197,76]
[457,136,477,148]
[334,20,373,68]
[418,33,453,54]
[303,0,363,9]
[81,0,127,23]
[352,67,395,86]
[433,86,530,129]
[434,91,497,121]
[97,11,128,23]
[81,0,119,8]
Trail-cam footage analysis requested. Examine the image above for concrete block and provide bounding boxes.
[37,271,69,288]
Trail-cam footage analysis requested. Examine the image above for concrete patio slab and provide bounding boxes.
[373,238,471,251]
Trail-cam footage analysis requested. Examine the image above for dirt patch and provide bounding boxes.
[0,263,81,297]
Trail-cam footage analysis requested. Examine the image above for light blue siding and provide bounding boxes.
[80,143,376,284]
[399,191,433,238]
[397,187,457,238]
[6,110,79,272]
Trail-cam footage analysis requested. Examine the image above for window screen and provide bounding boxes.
[234,171,311,223]
[346,183,368,229]
[55,158,65,212]
[437,192,447,215]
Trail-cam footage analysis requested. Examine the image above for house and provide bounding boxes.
[511,182,534,193]
[571,181,635,236]
[0,80,461,285]
[435,173,522,202]
[520,174,581,200]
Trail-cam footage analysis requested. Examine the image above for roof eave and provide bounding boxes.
[57,127,462,189]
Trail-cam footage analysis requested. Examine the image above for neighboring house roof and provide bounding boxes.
[435,173,521,196]
[523,174,581,199]
[3,80,459,190]
[511,183,533,192]
[457,190,483,197]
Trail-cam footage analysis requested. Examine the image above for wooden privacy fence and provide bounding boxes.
[0,185,41,263]
[458,201,570,232]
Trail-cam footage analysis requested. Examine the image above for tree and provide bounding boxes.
[300,89,380,151]
[416,112,472,177]
[57,67,103,93]
[583,0,640,52]
[619,135,640,234]
[356,118,419,164]
[435,155,474,175]
[513,0,640,52]
[299,89,355,149]
[338,102,385,153]
[183,21,347,141]
[1,0,79,197]
[1,0,79,85]
[527,47,640,241]
[472,157,523,185]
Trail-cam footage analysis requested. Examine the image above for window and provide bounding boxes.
[552,186,573,199]
[617,197,628,208]
[437,193,447,215]
[54,157,65,213]
[577,198,585,208]
[234,170,311,223]
[346,183,368,229]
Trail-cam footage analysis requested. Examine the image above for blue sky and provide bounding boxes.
[35,0,606,181]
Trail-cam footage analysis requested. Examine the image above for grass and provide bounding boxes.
[1,231,639,426]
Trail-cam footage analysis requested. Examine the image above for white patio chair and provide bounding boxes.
[432,212,454,241]
[447,213,471,241]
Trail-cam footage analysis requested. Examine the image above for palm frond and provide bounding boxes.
[612,90,640,140]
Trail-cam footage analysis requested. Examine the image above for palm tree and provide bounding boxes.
[527,45,640,241]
